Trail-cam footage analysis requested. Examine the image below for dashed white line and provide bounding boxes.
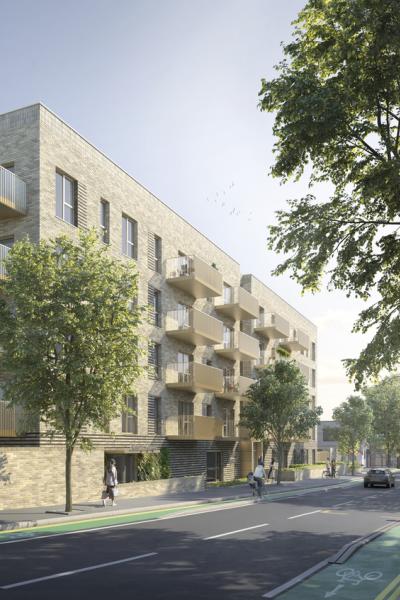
[204,523,269,540]
[0,552,158,589]
[288,510,322,520]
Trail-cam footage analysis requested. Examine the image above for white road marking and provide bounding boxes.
[0,552,157,589]
[332,501,354,508]
[288,509,322,520]
[204,522,269,540]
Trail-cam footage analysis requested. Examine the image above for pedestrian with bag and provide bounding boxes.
[253,459,266,501]
[267,458,275,481]
[103,458,118,507]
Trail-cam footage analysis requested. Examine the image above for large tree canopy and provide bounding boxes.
[333,395,372,475]
[364,375,400,465]
[259,0,400,387]
[0,231,143,511]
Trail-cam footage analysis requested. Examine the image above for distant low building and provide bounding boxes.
[317,420,341,462]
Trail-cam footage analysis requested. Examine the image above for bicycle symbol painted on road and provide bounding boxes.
[324,568,383,597]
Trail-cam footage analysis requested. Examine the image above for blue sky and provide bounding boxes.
[1,0,368,416]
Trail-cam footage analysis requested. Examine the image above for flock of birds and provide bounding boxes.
[205,181,254,222]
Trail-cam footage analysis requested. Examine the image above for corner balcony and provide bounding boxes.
[280,329,310,353]
[165,308,223,346]
[166,255,223,299]
[215,287,259,321]
[0,244,10,279]
[165,362,223,393]
[254,313,290,340]
[165,415,224,440]
[215,331,260,361]
[215,373,254,401]
[0,166,27,219]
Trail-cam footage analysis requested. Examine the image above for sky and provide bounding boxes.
[0,0,371,418]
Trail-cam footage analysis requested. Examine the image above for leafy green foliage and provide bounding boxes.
[137,450,170,481]
[0,231,143,510]
[363,375,400,463]
[240,360,322,484]
[259,0,400,387]
[333,395,372,474]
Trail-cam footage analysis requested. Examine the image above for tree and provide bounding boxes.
[364,375,400,466]
[240,360,322,484]
[333,396,372,475]
[0,231,143,512]
[259,0,400,387]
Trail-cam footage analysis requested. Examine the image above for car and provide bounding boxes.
[364,468,395,488]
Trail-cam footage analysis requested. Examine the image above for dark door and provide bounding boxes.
[206,451,222,482]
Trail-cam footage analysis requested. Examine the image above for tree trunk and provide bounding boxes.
[351,451,355,476]
[276,443,283,485]
[65,444,74,513]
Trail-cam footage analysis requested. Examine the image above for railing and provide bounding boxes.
[165,362,223,391]
[217,331,260,358]
[165,415,224,439]
[223,419,236,438]
[0,401,17,437]
[215,286,259,317]
[0,166,27,214]
[0,244,10,278]
[165,307,223,342]
[255,313,290,337]
[165,255,222,291]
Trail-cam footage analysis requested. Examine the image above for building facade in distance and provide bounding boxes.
[0,104,318,508]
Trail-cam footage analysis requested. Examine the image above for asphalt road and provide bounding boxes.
[1,480,399,600]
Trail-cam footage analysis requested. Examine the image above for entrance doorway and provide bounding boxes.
[206,451,222,482]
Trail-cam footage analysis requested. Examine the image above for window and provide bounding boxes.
[122,215,137,259]
[223,283,233,304]
[311,369,316,388]
[311,342,316,362]
[223,408,235,437]
[177,352,190,382]
[148,233,162,273]
[223,326,234,348]
[202,403,212,417]
[122,395,138,434]
[178,400,193,435]
[148,342,161,379]
[148,396,162,434]
[148,285,161,327]
[106,453,137,483]
[99,199,110,244]
[56,171,76,225]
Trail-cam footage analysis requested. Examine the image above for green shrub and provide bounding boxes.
[159,448,171,479]
[137,450,171,481]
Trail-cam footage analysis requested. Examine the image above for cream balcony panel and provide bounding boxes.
[0,166,27,219]
[0,244,10,279]
[254,313,290,339]
[254,352,269,370]
[165,362,223,393]
[165,308,223,346]
[165,255,223,298]
[215,331,260,361]
[281,329,310,352]
[297,362,310,384]
[216,374,254,401]
[165,415,224,440]
[215,287,259,321]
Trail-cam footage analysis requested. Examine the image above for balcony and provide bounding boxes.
[297,361,310,384]
[165,308,223,346]
[166,255,223,299]
[0,166,27,219]
[216,374,254,400]
[215,331,260,361]
[280,329,310,353]
[0,401,17,437]
[254,313,290,339]
[0,244,10,279]
[215,287,259,321]
[165,415,224,440]
[254,352,269,370]
[165,362,223,393]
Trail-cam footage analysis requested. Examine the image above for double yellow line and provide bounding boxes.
[375,574,400,600]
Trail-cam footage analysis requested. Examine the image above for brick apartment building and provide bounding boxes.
[0,104,317,508]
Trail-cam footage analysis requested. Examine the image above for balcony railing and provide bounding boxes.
[215,331,260,361]
[165,307,223,346]
[0,401,17,437]
[215,287,259,321]
[0,244,10,279]
[0,166,27,219]
[165,255,223,298]
[216,373,254,400]
[165,362,223,393]
[254,313,290,339]
[165,415,224,440]
[280,329,310,352]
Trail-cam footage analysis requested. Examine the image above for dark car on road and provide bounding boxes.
[364,468,395,488]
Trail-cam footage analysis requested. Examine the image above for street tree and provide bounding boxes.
[240,359,322,484]
[0,231,143,512]
[333,396,372,475]
[364,375,400,466]
[259,0,400,387]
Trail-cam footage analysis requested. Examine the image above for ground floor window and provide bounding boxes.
[105,453,138,483]
[206,451,222,482]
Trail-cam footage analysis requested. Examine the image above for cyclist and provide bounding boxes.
[253,459,266,501]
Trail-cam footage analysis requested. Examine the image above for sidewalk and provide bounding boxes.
[0,476,356,532]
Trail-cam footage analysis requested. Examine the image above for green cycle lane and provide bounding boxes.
[277,525,400,600]
[0,478,359,544]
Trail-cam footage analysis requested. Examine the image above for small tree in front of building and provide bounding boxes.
[0,231,143,512]
[333,396,372,475]
[240,360,322,484]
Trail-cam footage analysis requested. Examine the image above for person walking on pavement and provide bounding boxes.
[253,459,266,501]
[325,458,331,477]
[268,458,275,481]
[103,458,118,507]
[331,458,336,478]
